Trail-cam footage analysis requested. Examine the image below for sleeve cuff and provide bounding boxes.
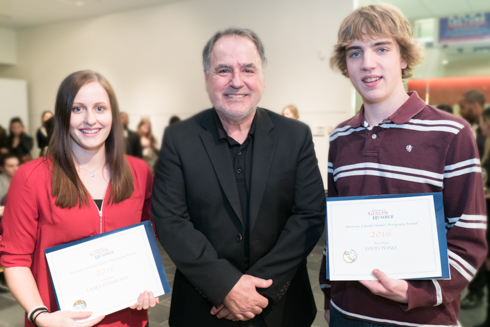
[403,280,437,311]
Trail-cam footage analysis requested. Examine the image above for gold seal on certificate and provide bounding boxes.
[73,300,87,310]
[343,249,357,263]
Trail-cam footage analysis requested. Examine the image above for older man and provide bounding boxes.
[151,28,325,327]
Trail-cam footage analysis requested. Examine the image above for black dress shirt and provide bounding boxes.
[215,112,255,267]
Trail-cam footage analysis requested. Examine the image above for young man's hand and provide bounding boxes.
[359,269,408,303]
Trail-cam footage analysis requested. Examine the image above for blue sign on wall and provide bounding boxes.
[439,12,490,43]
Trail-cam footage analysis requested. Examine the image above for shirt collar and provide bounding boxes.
[350,91,426,127]
[214,110,256,142]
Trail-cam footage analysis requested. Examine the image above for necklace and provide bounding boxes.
[79,162,106,177]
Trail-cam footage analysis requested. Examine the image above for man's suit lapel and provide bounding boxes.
[250,108,277,229]
[199,110,243,225]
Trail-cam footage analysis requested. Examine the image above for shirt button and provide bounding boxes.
[238,152,242,156]
[372,134,377,139]
[236,234,243,242]
[237,168,242,174]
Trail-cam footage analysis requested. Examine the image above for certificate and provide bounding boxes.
[45,220,170,321]
[326,193,450,281]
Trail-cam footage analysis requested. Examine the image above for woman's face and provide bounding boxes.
[69,82,113,151]
[10,122,23,136]
[282,108,296,119]
[42,112,53,124]
[139,123,150,135]
[480,116,490,137]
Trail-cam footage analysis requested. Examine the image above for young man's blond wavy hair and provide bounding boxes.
[331,4,422,80]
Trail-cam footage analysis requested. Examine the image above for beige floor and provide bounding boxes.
[0,244,484,327]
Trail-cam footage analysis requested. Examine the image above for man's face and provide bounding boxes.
[345,36,407,106]
[2,157,19,179]
[459,98,477,122]
[205,36,265,122]
[479,116,490,137]
[120,113,129,129]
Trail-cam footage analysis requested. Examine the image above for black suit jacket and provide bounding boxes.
[125,129,143,158]
[152,108,325,327]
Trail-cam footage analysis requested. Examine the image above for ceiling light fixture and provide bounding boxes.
[56,0,86,7]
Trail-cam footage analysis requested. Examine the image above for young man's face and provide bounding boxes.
[345,36,407,106]
[2,157,19,179]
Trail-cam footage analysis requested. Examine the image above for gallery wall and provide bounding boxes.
[0,0,355,183]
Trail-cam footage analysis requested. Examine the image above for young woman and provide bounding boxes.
[0,70,157,327]
[136,118,158,172]
[36,111,54,156]
[7,117,34,161]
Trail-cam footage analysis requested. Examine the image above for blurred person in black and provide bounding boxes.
[476,106,490,327]
[120,112,143,158]
[0,126,8,154]
[459,90,486,158]
[460,90,487,311]
[169,115,181,125]
[36,111,53,156]
[7,117,33,162]
[436,104,453,114]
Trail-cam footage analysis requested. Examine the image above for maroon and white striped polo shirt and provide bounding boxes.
[320,92,487,326]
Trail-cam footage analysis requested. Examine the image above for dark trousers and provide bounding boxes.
[330,306,400,327]
[468,265,487,297]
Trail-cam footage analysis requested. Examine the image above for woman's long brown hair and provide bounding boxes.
[48,70,134,208]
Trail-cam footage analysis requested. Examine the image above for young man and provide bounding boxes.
[0,153,20,202]
[320,4,487,326]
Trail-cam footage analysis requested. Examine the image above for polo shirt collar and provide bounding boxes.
[350,91,426,127]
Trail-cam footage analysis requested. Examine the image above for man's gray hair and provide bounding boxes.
[202,27,267,73]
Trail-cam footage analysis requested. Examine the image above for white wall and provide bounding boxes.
[0,27,17,65]
[0,0,354,184]
[0,78,28,131]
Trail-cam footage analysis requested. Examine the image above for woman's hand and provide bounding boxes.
[130,291,159,310]
[35,311,105,327]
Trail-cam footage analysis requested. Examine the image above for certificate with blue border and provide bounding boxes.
[45,220,170,320]
[326,193,450,281]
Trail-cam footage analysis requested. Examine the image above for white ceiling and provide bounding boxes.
[0,0,180,28]
[1,0,490,29]
[358,0,490,20]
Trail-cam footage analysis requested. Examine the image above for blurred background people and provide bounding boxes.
[282,104,299,119]
[0,153,20,203]
[459,90,486,158]
[169,115,181,125]
[0,154,19,293]
[137,117,159,171]
[35,111,53,156]
[436,104,453,114]
[0,127,8,155]
[460,91,488,313]
[7,117,33,163]
[120,112,143,158]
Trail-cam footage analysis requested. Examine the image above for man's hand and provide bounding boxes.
[210,304,239,321]
[359,269,408,303]
[210,275,272,321]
